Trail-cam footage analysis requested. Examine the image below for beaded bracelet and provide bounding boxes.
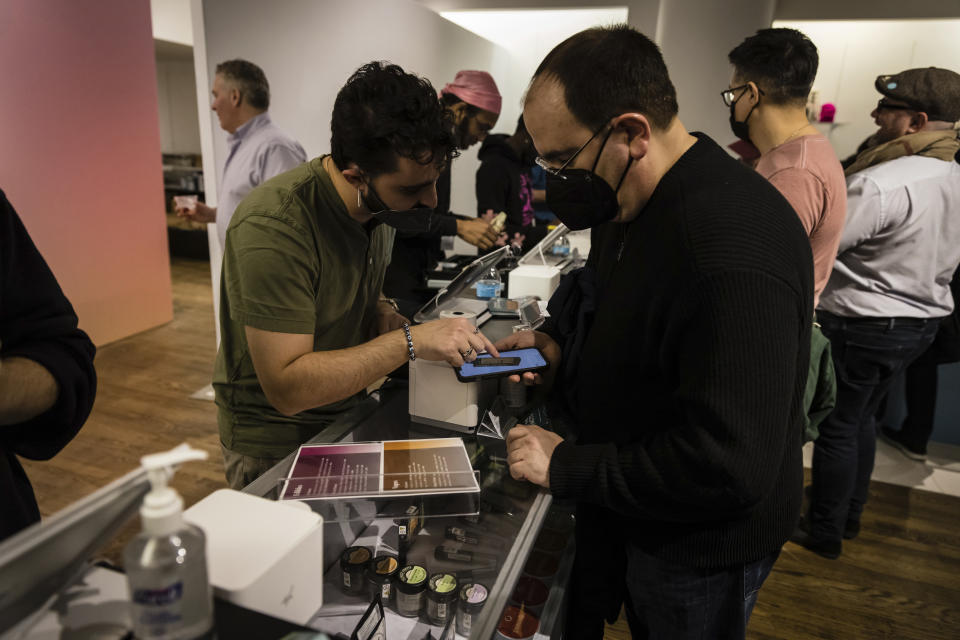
[401,322,416,361]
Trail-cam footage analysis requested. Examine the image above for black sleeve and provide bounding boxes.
[0,190,97,461]
[476,160,511,217]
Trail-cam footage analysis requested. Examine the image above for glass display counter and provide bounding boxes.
[241,320,575,639]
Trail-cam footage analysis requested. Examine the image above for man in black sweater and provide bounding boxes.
[496,26,813,639]
[1,190,97,541]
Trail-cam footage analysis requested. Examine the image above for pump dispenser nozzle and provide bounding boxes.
[139,443,208,536]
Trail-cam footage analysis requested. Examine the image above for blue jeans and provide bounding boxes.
[810,312,940,540]
[623,545,779,640]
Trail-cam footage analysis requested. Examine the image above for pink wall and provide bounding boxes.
[0,0,173,346]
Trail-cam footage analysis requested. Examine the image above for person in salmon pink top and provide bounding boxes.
[726,28,846,307]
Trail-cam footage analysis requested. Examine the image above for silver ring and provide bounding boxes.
[460,348,474,358]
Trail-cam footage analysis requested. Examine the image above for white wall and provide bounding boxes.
[156,46,202,154]
[656,0,777,145]
[773,19,960,161]
[150,0,193,45]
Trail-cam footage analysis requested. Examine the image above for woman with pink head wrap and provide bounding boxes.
[440,70,502,150]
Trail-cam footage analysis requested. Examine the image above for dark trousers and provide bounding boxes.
[566,511,779,640]
[900,355,940,447]
[622,546,779,640]
[810,312,940,540]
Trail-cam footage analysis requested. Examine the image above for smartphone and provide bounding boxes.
[456,347,548,382]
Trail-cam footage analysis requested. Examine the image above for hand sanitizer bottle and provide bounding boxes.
[124,445,213,639]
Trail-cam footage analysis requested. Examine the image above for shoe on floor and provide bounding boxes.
[790,526,842,559]
[801,493,860,540]
[843,518,860,540]
[880,425,927,461]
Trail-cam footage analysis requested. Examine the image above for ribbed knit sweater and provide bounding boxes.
[548,134,813,568]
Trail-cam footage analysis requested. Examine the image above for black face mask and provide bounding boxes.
[360,181,434,235]
[729,91,758,145]
[545,127,633,231]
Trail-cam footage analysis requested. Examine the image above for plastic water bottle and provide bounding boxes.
[551,235,570,257]
[475,266,501,299]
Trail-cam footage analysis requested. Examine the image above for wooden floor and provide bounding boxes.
[22,257,960,639]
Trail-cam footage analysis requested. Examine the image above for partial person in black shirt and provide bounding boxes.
[0,189,97,541]
[476,116,549,251]
[494,26,813,640]
[382,70,502,317]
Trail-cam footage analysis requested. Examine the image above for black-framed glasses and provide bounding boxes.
[721,83,764,107]
[534,123,608,180]
[875,98,914,112]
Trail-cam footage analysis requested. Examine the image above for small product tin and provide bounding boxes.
[340,546,372,595]
[395,564,428,617]
[495,605,539,640]
[366,554,400,603]
[456,582,488,636]
[425,573,459,625]
[509,576,549,617]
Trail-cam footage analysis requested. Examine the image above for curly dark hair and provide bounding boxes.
[331,62,459,176]
[728,28,819,106]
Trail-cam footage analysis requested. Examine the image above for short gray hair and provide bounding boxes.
[215,59,270,110]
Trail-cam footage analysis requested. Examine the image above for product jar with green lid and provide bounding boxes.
[456,582,488,636]
[395,564,428,617]
[366,554,400,603]
[339,546,372,595]
[426,573,459,625]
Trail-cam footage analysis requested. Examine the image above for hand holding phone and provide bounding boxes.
[456,348,548,381]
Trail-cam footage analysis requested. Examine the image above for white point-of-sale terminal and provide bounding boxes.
[409,305,498,433]
[183,489,324,624]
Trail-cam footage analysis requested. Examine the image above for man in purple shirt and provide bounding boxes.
[176,59,306,246]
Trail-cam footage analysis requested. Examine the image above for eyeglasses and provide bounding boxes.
[875,99,914,112]
[721,83,765,107]
[534,123,608,181]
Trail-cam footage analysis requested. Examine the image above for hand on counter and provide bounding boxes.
[409,317,499,366]
[506,424,563,489]
[457,216,498,249]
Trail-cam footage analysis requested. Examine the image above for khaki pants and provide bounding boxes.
[220,444,285,490]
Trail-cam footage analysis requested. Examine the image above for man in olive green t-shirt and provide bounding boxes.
[214,62,500,489]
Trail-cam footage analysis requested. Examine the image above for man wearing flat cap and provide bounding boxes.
[795,67,960,559]
[382,70,503,317]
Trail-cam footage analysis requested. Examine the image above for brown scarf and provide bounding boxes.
[845,128,960,177]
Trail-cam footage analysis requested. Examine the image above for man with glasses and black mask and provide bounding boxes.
[794,68,960,559]
[726,28,847,308]
[214,62,500,490]
[493,25,813,639]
